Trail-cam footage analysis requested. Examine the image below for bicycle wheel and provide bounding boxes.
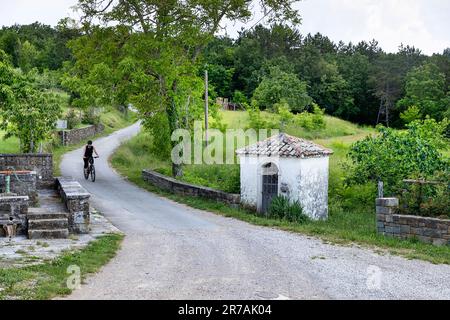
[90,165,96,182]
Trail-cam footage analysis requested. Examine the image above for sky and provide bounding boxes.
[0,0,449,55]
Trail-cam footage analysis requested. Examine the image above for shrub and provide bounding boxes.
[400,105,421,124]
[268,196,310,223]
[274,100,294,131]
[66,109,81,129]
[246,101,277,130]
[232,90,248,105]
[346,118,449,194]
[268,195,289,219]
[294,104,326,130]
[398,172,450,218]
[82,107,101,125]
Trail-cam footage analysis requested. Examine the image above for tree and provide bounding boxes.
[347,118,449,193]
[0,55,61,153]
[253,66,312,112]
[202,37,235,99]
[337,51,377,123]
[232,37,265,97]
[17,40,39,73]
[397,62,449,121]
[72,0,301,177]
[368,53,405,126]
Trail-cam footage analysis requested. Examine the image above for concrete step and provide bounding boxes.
[28,229,69,239]
[28,218,68,230]
[28,209,67,220]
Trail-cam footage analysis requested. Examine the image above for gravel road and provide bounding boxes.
[60,123,450,300]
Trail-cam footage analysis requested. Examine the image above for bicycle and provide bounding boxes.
[84,156,99,182]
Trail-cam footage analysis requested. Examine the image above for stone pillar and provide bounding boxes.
[376,197,399,235]
[66,195,90,234]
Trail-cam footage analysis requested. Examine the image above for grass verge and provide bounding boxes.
[0,233,124,300]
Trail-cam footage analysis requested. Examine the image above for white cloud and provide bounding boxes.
[0,0,448,55]
[296,0,450,55]
[0,0,78,27]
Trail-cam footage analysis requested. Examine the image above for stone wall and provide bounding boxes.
[58,124,105,146]
[142,169,240,205]
[0,171,37,206]
[0,154,53,187]
[0,195,29,237]
[55,177,91,234]
[376,198,450,246]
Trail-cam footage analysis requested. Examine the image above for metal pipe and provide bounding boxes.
[5,175,10,194]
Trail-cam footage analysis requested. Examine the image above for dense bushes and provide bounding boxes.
[246,101,326,132]
[398,173,450,219]
[293,104,326,130]
[347,118,449,194]
[268,196,310,223]
[82,107,101,125]
[66,109,81,129]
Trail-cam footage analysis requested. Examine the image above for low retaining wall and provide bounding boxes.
[58,124,105,146]
[142,169,241,205]
[55,177,91,234]
[376,198,450,246]
[0,154,53,187]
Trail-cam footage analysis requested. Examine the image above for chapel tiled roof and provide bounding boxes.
[236,133,333,158]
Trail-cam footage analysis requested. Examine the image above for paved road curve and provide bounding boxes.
[61,123,450,300]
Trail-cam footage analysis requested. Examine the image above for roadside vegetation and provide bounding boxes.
[0,234,123,300]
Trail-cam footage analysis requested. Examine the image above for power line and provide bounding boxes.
[246,7,274,32]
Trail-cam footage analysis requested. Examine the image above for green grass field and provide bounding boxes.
[219,110,370,139]
[0,131,20,154]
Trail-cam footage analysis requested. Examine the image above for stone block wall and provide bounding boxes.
[142,169,241,205]
[58,124,105,146]
[376,197,450,246]
[55,177,91,234]
[0,171,37,206]
[0,154,53,187]
[0,196,29,237]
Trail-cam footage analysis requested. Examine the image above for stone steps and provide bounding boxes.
[28,218,68,230]
[28,229,69,239]
[27,207,69,239]
[28,212,68,220]
[28,208,67,220]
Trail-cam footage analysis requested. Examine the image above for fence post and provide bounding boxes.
[377,180,384,198]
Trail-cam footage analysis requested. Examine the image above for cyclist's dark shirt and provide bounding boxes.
[84,145,94,158]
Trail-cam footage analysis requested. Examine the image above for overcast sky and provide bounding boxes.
[0,0,449,55]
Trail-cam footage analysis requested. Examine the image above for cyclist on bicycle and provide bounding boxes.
[83,140,99,175]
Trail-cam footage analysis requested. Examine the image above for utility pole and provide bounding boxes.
[205,68,209,145]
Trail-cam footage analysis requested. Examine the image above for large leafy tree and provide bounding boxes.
[252,66,311,112]
[0,52,61,153]
[397,62,449,122]
[71,0,301,176]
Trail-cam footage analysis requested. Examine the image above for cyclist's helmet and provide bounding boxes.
[87,140,93,145]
